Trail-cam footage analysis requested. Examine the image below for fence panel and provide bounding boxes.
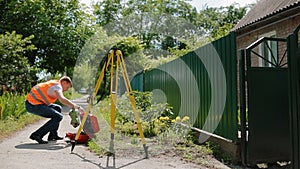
[132,32,238,141]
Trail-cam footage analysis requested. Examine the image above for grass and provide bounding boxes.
[0,91,81,142]
[174,142,214,166]
[87,135,107,155]
[0,113,41,141]
[0,92,43,141]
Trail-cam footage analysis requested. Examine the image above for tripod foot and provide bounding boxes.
[105,151,116,168]
[104,151,115,156]
[143,144,149,159]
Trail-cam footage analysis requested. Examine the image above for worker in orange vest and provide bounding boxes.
[25,76,84,144]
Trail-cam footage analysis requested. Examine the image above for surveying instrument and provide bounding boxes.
[70,48,149,166]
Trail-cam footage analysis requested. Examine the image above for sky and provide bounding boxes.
[80,0,258,10]
[189,0,257,9]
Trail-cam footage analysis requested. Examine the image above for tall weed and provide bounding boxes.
[0,92,26,120]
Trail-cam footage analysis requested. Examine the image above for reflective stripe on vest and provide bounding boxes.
[29,86,50,105]
[26,80,59,105]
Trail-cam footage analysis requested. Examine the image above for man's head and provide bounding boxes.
[60,76,73,92]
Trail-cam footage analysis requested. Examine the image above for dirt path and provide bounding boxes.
[0,97,232,169]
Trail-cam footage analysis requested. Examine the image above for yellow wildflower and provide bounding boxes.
[159,116,170,121]
[182,116,190,122]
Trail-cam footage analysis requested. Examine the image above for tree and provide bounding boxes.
[196,3,248,40]
[0,0,94,76]
[93,0,122,26]
[0,31,39,93]
[72,27,145,99]
[93,0,199,52]
[91,0,247,66]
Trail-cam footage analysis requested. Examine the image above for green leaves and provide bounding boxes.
[0,0,250,88]
[196,4,248,40]
[0,0,94,76]
[0,93,27,120]
[93,0,249,63]
[94,0,199,51]
[0,31,38,93]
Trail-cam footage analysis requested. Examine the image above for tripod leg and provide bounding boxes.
[109,92,117,154]
[117,50,149,158]
[71,55,110,152]
[105,50,118,167]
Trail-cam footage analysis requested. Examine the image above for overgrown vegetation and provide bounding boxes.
[0,92,41,141]
[0,113,41,141]
[0,31,39,93]
[87,91,229,166]
[0,92,27,120]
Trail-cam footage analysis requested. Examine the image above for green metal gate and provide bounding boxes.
[240,37,290,166]
[288,24,300,169]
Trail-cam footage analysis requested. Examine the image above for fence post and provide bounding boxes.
[287,32,300,169]
[239,49,247,165]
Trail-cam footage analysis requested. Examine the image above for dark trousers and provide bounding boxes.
[25,101,63,138]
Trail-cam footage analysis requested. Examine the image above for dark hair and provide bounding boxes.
[60,76,73,87]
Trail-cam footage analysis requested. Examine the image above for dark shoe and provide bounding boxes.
[48,135,64,141]
[30,134,48,144]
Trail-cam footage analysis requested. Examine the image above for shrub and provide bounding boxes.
[116,91,170,137]
[115,91,192,138]
[0,92,27,120]
[0,31,38,93]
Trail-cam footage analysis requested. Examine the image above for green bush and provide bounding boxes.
[115,91,169,137]
[0,92,27,120]
[88,91,195,158]
[0,31,38,93]
[115,91,193,138]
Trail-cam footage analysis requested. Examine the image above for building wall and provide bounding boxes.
[235,14,300,107]
[236,15,300,51]
[236,15,300,67]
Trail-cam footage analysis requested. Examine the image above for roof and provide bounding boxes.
[232,0,300,31]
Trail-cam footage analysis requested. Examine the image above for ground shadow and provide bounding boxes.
[116,158,147,169]
[72,151,147,169]
[71,152,102,168]
[15,141,70,150]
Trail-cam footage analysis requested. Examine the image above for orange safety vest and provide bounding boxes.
[26,80,60,105]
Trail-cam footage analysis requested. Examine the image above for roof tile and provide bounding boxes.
[232,0,300,31]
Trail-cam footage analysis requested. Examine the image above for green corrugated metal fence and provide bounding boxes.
[131,32,238,142]
[130,70,144,91]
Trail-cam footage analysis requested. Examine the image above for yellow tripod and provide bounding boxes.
[71,49,149,163]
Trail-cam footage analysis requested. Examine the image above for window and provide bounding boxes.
[258,31,278,67]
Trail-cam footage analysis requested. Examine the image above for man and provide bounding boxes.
[25,76,83,144]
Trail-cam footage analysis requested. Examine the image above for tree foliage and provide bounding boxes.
[93,0,249,58]
[72,28,145,91]
[94,0,122,26]
[0,31,39,93]
[94,0,199,52]
[0,0,251,90]
[196,3,248,40]
[0,0,94,76]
